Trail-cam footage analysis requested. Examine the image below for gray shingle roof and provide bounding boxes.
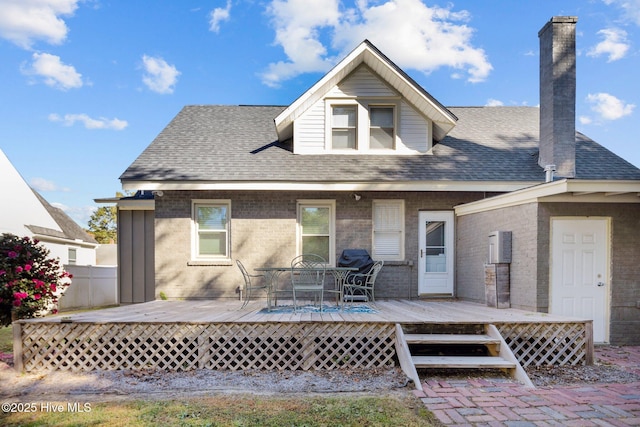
[120,105,640,184]
[29,190,98,244]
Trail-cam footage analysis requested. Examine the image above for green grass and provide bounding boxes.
[0,325,12,353]
[0,395,439,426]
[1,313,438,426]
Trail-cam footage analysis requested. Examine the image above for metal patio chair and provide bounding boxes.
[343,260,384,307]
[236,260,269,309]
[290,254,326,312]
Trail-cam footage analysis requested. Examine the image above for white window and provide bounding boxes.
[331,105,357,149]
[369,106,395,149]
[297,200,335,264]
[68,248,77,265]
[192,200,231,259]
[372,200,404,261]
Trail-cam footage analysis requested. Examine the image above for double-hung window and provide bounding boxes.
[331,105,357,150]
[372,200,404,261]
[68,248,77,265]
[192,200,230,259]
[369,106,395,149]
[297,200,335,264]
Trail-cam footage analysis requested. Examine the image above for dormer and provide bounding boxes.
[274,40,458,155]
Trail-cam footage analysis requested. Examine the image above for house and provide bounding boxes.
[0,148,98,265]
[119,17,640,345]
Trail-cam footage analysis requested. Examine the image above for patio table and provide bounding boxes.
[255,266,357,311]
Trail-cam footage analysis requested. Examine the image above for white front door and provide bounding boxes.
[550,218,610,343]
[418,211,454,296]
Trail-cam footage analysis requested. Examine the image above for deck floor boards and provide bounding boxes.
[27,299,586,325]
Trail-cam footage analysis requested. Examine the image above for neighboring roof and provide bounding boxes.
[120,105,640,191]
[29,190,98,246]
[274,40,458,143]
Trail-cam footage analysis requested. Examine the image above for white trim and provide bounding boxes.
[191,199,231,261]
[123,180,538,193]
[296,199,336,266]
[117,199,155,211]
[32,234,99,249]
[455,179,640,216]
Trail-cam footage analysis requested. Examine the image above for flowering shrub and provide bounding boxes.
[0,233,72,327]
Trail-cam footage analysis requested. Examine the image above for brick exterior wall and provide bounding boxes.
[457,201,640,345]
[153,190,483,301]
[456,203,539,310]
[538,17,577,178]
[538,203,640,345]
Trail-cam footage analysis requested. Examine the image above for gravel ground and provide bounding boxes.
[0,362,411,402]
[1,346,638,402]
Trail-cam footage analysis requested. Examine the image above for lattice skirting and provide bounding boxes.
[17,322,397,373]
[496,322,591,367]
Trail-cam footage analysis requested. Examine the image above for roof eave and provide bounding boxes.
[455,179,640,216]
[121,179,538,193]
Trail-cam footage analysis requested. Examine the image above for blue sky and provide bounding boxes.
[1,0,638,227]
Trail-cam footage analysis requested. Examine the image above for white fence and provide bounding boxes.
[59,265,118,310]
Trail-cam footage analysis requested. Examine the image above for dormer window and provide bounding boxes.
[369,106,395,149]
[331,106,357,150]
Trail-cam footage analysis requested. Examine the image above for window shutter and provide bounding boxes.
[373,201,403,260]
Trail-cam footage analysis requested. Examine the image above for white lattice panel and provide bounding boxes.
[19,322,396,373]
[496,322,588,367]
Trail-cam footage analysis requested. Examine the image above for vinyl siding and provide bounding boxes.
[294,65,431,154]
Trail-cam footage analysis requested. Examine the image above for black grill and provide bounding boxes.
[338,249,374,276]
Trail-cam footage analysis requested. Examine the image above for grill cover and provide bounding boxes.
[338,249,374,276]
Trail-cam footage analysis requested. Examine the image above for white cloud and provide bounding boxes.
[579,116,593,125]
[586,92,635,121]
[0,0,80,49]
[30,177,69,192]
[23,52,83,90]
[141,55,180,94]
[209,1,232,33]
[49,113,129,130]
[587,28,629,62]
[485,99,504,107]
[261,0,492,87]
[603,0,640,26]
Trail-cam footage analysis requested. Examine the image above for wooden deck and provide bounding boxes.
[13,300,593,373]
[23,299,586,324]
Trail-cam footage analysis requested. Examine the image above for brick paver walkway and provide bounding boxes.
[415,346,640,426]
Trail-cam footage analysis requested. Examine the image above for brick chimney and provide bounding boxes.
[538,16,578,179]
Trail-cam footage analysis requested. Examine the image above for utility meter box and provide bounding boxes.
[488,231,512,264]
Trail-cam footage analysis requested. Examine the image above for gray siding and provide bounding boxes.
[294,65,432,154]
[118,209,155,304]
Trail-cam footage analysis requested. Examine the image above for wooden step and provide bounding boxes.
[404,333,500,346]
[412,356,516,369]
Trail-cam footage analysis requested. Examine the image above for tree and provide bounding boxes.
[88,205,117,243]
[0,234,72,326]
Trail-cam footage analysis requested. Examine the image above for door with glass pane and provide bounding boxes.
[418,211,454,295]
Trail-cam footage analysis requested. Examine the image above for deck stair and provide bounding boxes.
[395,323,534,390]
